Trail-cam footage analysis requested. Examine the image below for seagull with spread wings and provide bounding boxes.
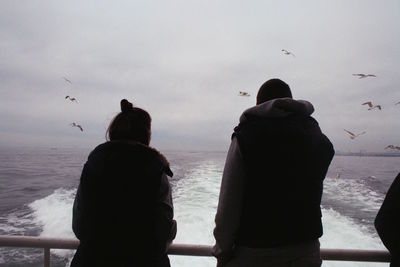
[282,49,295,57]
[239,91,250,97]
[63,77,72,84]
[343,129,366,140]
[362,101,381,110]
[70,122,83,132]
[395,101,400,105]
[352,74,376,79]
[65,96,78,103]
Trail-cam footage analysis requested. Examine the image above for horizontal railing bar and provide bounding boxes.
[321,248,390,262]
[0,235,390,262]
[168,243,212,256]
[0,235,79,249]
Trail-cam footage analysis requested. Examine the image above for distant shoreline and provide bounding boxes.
[336,152,400,157]
[0,146,399,157]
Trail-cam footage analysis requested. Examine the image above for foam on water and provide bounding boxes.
[4,182,389,267]
[0,211,35,235]
[28,188,76,259]
[324,176,384,211]
[28,188,75,239]
[169,161,388,267]
[0,152,393,267]
[9,169,389,267]
[321,208,386,267]
[0,206,44,264]
[321,208,383,249]
[170,160,220,267]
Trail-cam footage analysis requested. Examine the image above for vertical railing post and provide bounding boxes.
[44,247,50,267]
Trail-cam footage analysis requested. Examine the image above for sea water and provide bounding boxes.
[0,147,398,267]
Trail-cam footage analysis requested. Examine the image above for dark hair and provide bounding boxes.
[256,79,292,104]
[106,99,152,145]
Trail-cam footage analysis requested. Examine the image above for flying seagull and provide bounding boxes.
[70,122,83,132]
[362,101,381,110]
[63,77,72,84]
[343,129,366,140]
[282,49,295,57]
[239,91,250,97]
[385,145,400,150]
[395,101,400,105]
[65,96,78,103]
[352,74,376,79]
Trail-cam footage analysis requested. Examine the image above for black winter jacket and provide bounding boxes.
[375,173,400,267]
[71,141,176,267]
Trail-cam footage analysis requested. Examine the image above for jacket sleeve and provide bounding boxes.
[72,181,85,240]
[213,137,246,267]
[155,171,177,253]
[375,173,400,257]
[72,160,91,241]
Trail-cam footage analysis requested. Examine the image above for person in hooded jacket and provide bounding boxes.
[71,99,176,267]
[213,79,334,267]
[375,173,400,267]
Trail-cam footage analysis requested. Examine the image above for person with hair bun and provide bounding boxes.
[71,99,176,267]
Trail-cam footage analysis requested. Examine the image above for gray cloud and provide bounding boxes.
[1,0,399,152]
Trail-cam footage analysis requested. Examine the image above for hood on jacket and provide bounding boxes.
[239,98,314,123]
[91,140,173,177]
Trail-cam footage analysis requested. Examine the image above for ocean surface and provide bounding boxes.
[0,146,399,267]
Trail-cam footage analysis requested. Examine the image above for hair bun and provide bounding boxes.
[121,99,133,113]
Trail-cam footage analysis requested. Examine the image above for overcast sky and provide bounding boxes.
[0,0,399,152]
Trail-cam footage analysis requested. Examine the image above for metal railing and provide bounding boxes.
[0,235,391,266]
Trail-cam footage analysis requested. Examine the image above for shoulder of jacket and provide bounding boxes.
[141,144,173,177]
[104,141,174,177]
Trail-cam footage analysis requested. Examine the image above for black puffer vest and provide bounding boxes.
[234,114,334,248]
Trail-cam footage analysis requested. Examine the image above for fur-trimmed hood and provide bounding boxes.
[89,140,173,177]
[129,141,173,177]
[239,98,314,123]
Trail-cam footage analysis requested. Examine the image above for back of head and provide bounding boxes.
[256,79,292,105]
[107,99,152,145]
